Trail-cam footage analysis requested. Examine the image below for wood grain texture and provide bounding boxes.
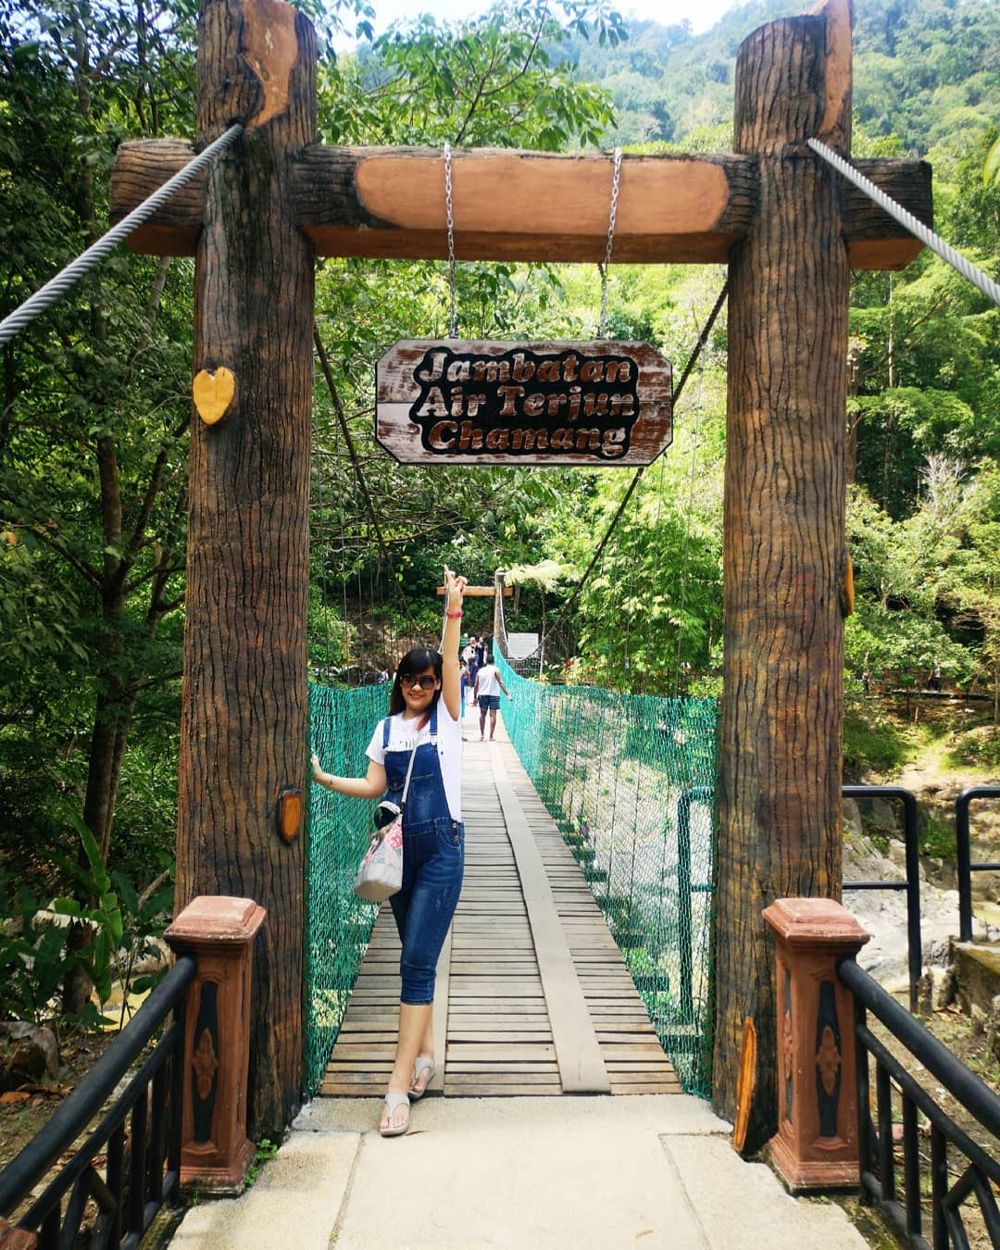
[376,340,671,467]
[816,0,852,146]
[175,0,316,1139]
[300,147,754,263]
[111,139,929,270]
[489,742,610,1093]
[713,4,848,1154]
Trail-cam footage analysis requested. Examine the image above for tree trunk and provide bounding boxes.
[175,0,316,1137]
[714,0,851,1153]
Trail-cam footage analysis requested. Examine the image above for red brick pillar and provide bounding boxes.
[165,896,266,1192]
[763,898,870,1190]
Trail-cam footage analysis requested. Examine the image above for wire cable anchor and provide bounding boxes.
[0,124,244,347]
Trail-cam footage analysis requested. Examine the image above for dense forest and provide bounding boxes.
[0,0,997,1022]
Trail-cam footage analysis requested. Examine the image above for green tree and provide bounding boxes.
[0,0,198,1008]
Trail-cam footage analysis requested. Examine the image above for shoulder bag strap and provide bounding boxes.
[399,736,420,809]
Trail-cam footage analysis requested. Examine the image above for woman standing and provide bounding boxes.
[311,568,467,1136]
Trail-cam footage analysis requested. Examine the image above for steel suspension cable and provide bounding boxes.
[808,138,1000,307]
[313,327,421,640]
[0,125,244,346]
[543,278,730,648]
[672,366,708,695]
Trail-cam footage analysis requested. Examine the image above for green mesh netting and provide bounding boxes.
[496,651,718,1095]
[303,682,388,1097]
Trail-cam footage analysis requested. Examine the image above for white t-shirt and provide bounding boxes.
[476,664,501,697]
[365,700,462,821]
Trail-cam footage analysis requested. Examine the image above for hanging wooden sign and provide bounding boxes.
[376,340,672,466]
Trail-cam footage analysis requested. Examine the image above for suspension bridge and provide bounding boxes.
[3,0,1000,1246]
[320,732,683,1099]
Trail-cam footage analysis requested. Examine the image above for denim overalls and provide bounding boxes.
[382,703,464,1004]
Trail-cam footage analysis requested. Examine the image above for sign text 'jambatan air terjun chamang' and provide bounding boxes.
[376,340,672,466]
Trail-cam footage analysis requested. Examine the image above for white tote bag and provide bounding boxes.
[354,738,418,903]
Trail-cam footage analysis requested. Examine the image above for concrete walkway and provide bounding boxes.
[171,1095,869,1249]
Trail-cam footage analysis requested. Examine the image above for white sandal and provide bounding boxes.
[379,1092,410,1137]
[410,1056,435,1101]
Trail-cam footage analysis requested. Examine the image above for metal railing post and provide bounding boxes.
[955,787,1000,943]
[843,785,921,1011]
[678,785,713,1018]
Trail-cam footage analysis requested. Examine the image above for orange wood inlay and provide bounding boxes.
[241,0,300,129]
[816,0,853,141]
[355,153,731,238]
[733,1017,757,1153]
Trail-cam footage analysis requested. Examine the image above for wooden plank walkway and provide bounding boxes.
[321,717,681,1097]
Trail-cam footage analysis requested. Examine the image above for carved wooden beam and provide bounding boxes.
[436,586,511,597]
[110,141,931,269]
[292,147,755,263]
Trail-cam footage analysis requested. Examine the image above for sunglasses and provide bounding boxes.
[400,674,437,690]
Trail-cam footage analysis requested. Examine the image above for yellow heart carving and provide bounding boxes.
[193,367,236,426]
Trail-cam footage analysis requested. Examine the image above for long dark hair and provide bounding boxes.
[389,647,442,715]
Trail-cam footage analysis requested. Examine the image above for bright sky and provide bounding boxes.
[341,0,741,44]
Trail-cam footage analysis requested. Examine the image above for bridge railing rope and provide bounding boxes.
[303,681,388,1096]
[495,649,718,1095]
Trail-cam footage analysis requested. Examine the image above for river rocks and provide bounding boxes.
[844,829,999,991]
[886,838,907,871]
[843,798,863,838]
[987,995,1000,1063]
[918,965,956,1013]
[0,1021,60,1091]
[131,936,171,977]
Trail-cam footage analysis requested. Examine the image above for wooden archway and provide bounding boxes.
[112,0,931,1144]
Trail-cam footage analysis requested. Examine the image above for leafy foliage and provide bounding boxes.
[0,818,172,1026]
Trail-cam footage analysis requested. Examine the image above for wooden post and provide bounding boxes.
[714,0,852,1152]
[175,0,315,1137]
[165,896,266,1193]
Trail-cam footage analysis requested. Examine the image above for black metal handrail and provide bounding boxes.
[843,785,921,1011]
[956,786,1000,942]
[677,784,713,1017]
[0,955,195,1248]
[839,955,1000,1249]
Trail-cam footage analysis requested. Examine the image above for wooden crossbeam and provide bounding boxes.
[111,143,931,270]
[436,585,511,597]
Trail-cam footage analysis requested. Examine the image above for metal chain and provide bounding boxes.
[808,138,1000,307]
[443,142,459,338]
[0,124,244,346]
[597,147,623,340]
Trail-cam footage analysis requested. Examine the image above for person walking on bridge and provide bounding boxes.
[474,652,511,741]
[311,567,467,1136]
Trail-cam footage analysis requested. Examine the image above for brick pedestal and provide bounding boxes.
[0,1223,38,1249]
[165,896,266,1193]
[763,898,870,1191]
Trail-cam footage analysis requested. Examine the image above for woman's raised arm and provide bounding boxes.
[440,566,467,721]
